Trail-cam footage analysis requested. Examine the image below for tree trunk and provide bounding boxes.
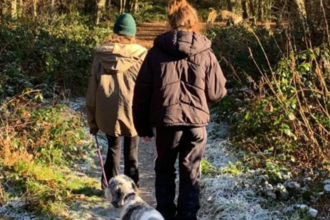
[274,0,287,27]
[248,0,257,24]
[106,0,111,10]
[129,0,133,12]
[263,0,273,28]
[10,0,16,18]
[291,0,307,29]
[133,0,138,12]
[129,0,138,13]
[226,0,233,11]
[121,0,126,13]
[1,0,7,18]
[18,0,22,17]
[257,0,262,20]
[84,0,95,15]
[295,0,307,19]
[96,0,106,24]
[242,0,248,19]
[32,0,37,21]
[50,0,55,17]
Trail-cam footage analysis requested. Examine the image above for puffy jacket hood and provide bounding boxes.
[94,43,146,73]
[154,30,212,58]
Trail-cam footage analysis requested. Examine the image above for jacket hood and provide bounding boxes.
[154,30,212,58]
[94,43,146,73]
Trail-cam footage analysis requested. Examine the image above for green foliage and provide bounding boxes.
[0,15,112,98]
[216,96,237,113]
[1,92,86,165]
[219,161,244,175]
[201,158,218,176]
[207,25,282,85]
[0,91,97,217]
[201,159,245,176]
[134,4,167,23]
[231,46,330,171]
[264,161,289,183]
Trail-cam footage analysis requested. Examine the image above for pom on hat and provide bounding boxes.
[113,13,137,37]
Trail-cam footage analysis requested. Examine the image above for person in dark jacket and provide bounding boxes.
[86,13,147,188]
[132,0,227,219]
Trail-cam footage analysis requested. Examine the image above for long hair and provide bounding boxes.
[167,0,199,31]
[103,34,136,44]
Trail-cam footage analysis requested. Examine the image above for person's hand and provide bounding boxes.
[142,136,152,142]
[90,128,99,136]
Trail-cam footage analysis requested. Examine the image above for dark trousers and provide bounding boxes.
[155,126,207,220]
[103,135,139,186]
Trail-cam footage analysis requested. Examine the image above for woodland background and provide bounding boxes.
[0,0,330,219]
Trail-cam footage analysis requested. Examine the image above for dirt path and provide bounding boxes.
[123,22,164,206]
[135,21,224,48]
[65,99,160,219]
[61,133,159,220]
[136,22,168,48]
[135,140,157,206]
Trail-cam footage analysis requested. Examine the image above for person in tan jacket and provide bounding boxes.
[86,13,147,187]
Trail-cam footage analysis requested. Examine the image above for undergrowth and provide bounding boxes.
[207,23,330,174]
[0,91,98,218]
[206,20,330,218]
[206,25,282,87]
[0,14,112,99]
[233,45,330,173]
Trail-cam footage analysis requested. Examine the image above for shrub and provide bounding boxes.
[0,91,97,216]
[207,25,282,87]
[0,15,112,98]
[232,46,330,172]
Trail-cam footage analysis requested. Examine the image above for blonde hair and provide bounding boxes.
[103,34,136,44]
[167,0,199,31]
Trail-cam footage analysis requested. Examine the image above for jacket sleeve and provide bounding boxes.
[205,51,227,103]
[86,57,99,131]
[132,51,154,137]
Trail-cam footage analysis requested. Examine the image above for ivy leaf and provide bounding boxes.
[245,111,250,120]
[284,128,292,136]
[274,117,282,126]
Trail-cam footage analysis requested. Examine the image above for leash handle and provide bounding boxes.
[95,135,109,188]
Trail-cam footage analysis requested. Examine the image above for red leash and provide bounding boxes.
[95,135,109,188]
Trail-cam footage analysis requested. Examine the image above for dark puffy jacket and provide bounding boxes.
[133,30,227,137]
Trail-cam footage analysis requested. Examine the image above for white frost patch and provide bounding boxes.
[199,121,302,220]
[1,99,307,220]
[67,201,119,220]
[204,140,237,168]
[0,198,37,219]
[65,97,86,111]
[199,174,281,220]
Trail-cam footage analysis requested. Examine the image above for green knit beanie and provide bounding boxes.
[113,13,137,37]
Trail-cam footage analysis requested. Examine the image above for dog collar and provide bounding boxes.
[124,192,136,202]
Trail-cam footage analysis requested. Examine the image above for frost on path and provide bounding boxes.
[66,97,158,219]
[198,122,303,220]
[66,133,120,220]
[0,99,305,220]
